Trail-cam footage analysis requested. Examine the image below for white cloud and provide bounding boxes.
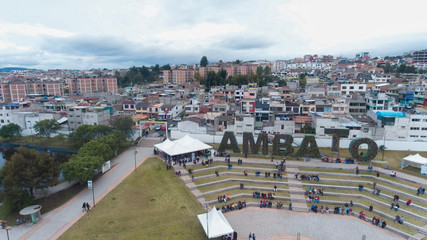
[0,22,74,38]
[0,0,427,69]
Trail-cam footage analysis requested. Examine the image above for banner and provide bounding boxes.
[102,160,111,173]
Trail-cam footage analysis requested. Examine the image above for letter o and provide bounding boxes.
[349,137,378,162]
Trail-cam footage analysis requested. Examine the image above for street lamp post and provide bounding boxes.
[5,226,11,240]
[205,200,209,239]
[134,144,137,170]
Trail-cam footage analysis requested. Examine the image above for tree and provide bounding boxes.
[99,130,129,155]
[79,140,113,161]
[383,62,394,73]
[193,72,203,84]
[379,145,387,161]
[68,125,112,148]
[2,147,59,198]
[278,79,287,87]
[62,154,104,184]
[200,56,208,67]
[33,119,60,140]
[299,73,307,88]
[62,140,113,184]
[0,123,21,140]
[111,117,134,140]
[161,64,171,70]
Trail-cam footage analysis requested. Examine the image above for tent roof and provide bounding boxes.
[197,206,234,238]
[154,135,212,156]
[403,154,427,165]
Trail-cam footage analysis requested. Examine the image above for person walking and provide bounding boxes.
[86,202,91,212]
[252,233,256,240]
[249,232,253,240]
[82,202,86,212]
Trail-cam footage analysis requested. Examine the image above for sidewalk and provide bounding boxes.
[9,146,154,240]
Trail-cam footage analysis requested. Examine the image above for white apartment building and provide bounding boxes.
[340,83,367,95]
[82,108,110,126]
[230,115,255,135]
[365,93,393,111]
[68,106,110,131]
[273,119,295,134]
[331,99,348,115]
[184,99,200,113]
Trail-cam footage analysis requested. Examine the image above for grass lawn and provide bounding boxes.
[60,158,209,240]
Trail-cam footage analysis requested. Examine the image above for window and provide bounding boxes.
[423,119,427,122]
[281,125,284,129]
[363,128,369,133]
[410,135,419,138]
[421,136,427,138]
[342,86,347,89]
[401,126,405,129]
[410,127,420,130]
[412,119,421,122]
[423,128,427,131]
[350,86,354,90]
[320,126,325,128]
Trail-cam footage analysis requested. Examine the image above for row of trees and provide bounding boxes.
[0,119,60,142]
[0,118,134,213]
[196,66,274,91]
[383,63,423,74]
[115,64,172,87]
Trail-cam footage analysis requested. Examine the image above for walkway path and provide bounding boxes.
[8,143,154,240]
[286,167,308,212]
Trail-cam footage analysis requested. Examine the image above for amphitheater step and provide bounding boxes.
[409,233,425,240]
[292,206,309,212]
[419,224,427,235]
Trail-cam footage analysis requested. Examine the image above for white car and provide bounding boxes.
[174,117,182,122]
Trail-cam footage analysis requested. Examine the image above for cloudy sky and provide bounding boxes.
[1,0,427,69]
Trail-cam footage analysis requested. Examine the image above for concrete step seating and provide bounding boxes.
[183,160,427,238]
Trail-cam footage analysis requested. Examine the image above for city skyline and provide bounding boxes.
[1,0,427,70]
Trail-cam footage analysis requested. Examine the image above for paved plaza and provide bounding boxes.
[225,208,404,240]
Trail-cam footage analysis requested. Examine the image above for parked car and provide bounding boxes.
[155,125,161,131]
[174,117,182,122]
[161,125,167,131]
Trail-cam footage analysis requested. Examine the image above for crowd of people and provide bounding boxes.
[218,194,230,203]
[220,201,246,213]
[390,202,400,211]
[298,174,319,181]
[253,191,275,200]
[248,232,256,240]
[322,156,355,164]
[305,187,324,195]
[371,217,387,228]
[259,200,273,208]
[220,231,237,240]
[307,196,320,203]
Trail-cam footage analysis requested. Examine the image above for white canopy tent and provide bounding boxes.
[402,154,427,168]
[197,206,234,238]
[154,134,212,156]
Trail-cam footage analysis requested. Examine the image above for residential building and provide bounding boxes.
[68,78,118,95]
[231,115,255,135]
[413,50,427,64]
[340,83,367,95]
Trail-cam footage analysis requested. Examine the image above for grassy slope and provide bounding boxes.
[60,158,208,240]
